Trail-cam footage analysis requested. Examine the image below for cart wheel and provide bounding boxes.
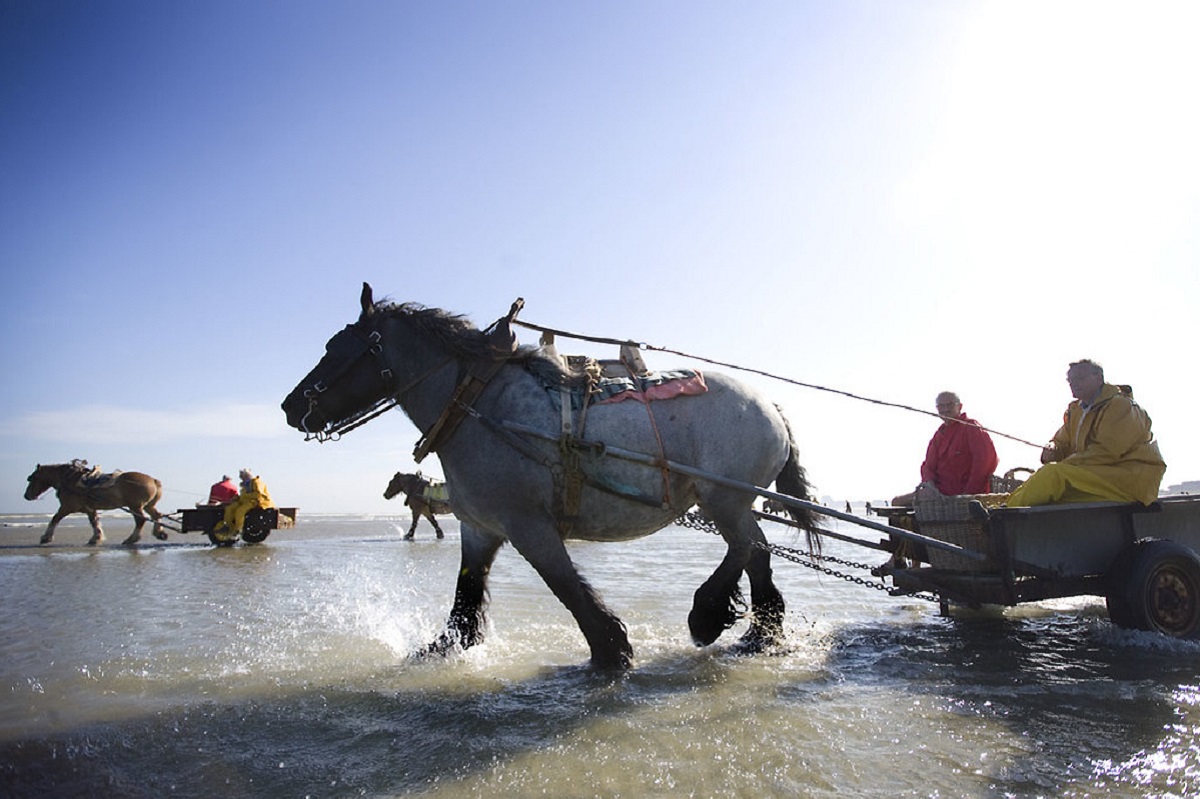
[207,528,238,547]
[1120,539,1200,638]
[1104,544,1139,629]
[241,528,270,544]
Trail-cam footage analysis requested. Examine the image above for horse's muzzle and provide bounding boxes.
[281,391,319,432]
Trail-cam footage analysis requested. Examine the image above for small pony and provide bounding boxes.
[384,471,453,539]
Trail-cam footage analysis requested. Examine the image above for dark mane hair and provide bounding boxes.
[374,301,593,388]
[376,301,492,359]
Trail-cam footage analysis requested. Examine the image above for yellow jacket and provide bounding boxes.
[1047,384,1166,504]
[241,475,274,509]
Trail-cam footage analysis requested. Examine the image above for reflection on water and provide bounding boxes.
[2,515,1199,797]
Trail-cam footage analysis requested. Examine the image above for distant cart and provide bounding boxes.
[176,506,298,547]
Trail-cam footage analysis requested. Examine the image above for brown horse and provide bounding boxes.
[24,463,166,546]
[383,472,452,539]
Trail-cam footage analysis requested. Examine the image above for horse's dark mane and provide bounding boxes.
[374,302,594,389]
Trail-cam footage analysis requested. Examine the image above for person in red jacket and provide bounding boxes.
[893,392,999,505]
[205,475,239,505]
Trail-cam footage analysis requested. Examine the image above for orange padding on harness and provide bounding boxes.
[596,373,708,405]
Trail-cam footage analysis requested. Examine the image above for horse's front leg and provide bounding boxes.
[416,523,504,658]
[40,509,69,545]
[404,507,419,540]
[121,510,145,546]
[509,524,632,670]
[86,510,105,546]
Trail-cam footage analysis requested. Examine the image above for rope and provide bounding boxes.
[513,319,1044,450]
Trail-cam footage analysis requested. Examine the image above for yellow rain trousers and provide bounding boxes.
[219,476,275,533]
[1007,384,1165,507]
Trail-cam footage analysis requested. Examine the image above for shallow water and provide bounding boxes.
[2,513,1199,797]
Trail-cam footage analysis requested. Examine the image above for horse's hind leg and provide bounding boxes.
[40,509,69,545]
[418,523,504,657]
[689,500,785,651]
[428,510,445,539]
[736,544,786,653]
[148,500,166,540]
[689,537,748,647]
[86,510,105,546]
[122,510,145,546]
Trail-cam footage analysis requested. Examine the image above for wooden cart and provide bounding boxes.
[177,505,298,546]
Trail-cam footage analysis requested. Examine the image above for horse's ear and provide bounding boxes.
[360,282,374,320]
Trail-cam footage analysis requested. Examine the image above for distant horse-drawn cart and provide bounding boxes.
[177,505,298,547]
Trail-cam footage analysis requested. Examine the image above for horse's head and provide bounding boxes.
[384,471,405,499]
[282,283,401,441]
[24,464,54,500]
[384,472,421,499]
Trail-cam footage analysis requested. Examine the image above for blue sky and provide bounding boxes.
[3,1,1197,516]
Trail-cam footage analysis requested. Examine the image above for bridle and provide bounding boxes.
[298,322,452,443]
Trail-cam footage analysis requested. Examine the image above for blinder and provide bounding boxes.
[298,323,400,441]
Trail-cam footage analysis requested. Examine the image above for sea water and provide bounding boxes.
[2,513,1198,797]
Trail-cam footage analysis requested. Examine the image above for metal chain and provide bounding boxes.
[676,511,940,604]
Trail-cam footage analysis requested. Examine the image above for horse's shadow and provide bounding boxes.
[0,647,761,798]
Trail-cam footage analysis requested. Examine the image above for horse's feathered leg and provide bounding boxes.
[148,482,166,540]
[122,509,145,547]
[736,545,786,653]
[508,525,632,670]
[40,508,69,545]
[689,499,785,650]
[429,512,444,539]
[86,510,104,546]
[689,540,748,646]
[405,506,419,540]
[417,523,504,657]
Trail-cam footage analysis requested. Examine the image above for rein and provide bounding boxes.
[513,319,1044,450]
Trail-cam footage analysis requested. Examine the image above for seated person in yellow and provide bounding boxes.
[1007,359,1165,506]
[213,468,275,535]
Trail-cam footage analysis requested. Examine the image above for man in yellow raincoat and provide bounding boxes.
[213,468,274,535]
[1007,360,1165,506]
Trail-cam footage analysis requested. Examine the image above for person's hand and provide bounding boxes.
[915,481,941,500]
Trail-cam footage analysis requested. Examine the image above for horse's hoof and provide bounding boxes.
[154,532,168,540]
[39,537,52,546]
[87,539,103,547]
[412,635,457,660]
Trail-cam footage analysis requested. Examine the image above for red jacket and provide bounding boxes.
[207,479,239,504]
[920,412,999,495]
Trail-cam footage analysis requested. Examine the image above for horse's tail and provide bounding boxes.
[773,406,823,553]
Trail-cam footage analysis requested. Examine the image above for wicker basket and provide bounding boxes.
[914,494,1005,571]
[989,467,1035,494]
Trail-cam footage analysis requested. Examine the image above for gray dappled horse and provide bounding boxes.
[384,471,451,539]
[282,284,820,669]
[24,463,166,546]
